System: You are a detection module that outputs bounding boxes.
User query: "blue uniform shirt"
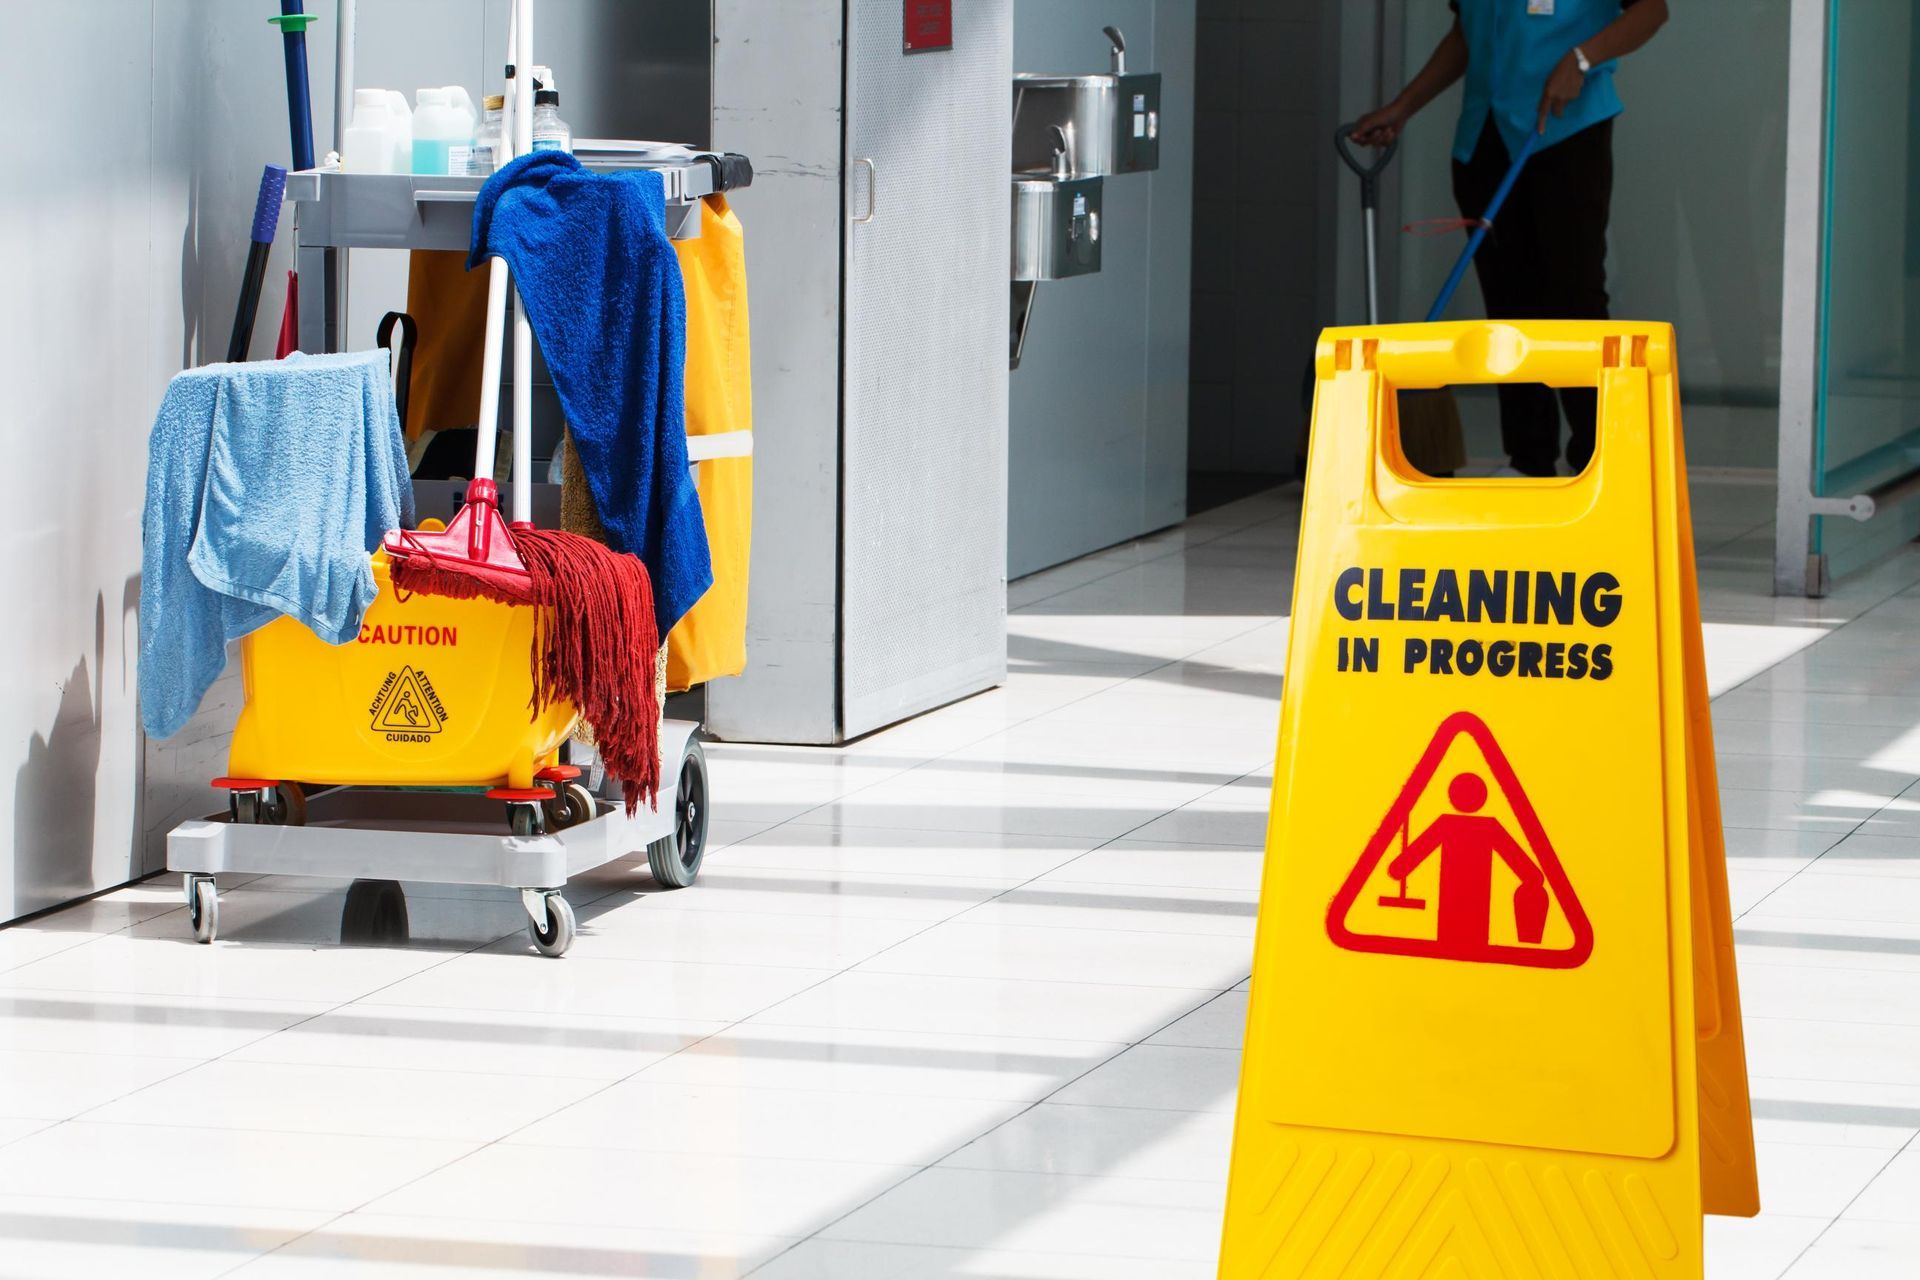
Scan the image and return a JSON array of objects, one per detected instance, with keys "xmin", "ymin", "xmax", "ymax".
[{"xmin": 1451, "ymin": 0, "xmax": 1631, "ymax": 162}]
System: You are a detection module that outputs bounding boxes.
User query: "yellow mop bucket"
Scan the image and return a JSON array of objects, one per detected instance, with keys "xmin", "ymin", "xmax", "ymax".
[{"xmin": 227, "ymin": 545, "xmax": 577, "ymax": 790}]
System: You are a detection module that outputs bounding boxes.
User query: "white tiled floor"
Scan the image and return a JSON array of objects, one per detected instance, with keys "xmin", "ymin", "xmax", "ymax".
[{"xmin": 3, "ymin": 477, "xmax": 1920, "ymax": 1276}]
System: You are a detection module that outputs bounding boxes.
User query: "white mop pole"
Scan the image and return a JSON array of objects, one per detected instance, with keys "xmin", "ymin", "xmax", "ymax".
[
  {"xmin": 509, "ymin": 0, "xmax": 535, "ymax": 524},
  {"xmin": 332, "ymin": 0, "xmax": 355, "ymax": 348},
  {"xmin": 468, "ymin": 0, "xmax": 522, "ymax": 490},
  {"xmin": 333, "ymin": 0, "xmax": 355, "ymax": 157},
  {"xmin": 499, "ymin": 2, "xmax": 517, "ymax": 154}
]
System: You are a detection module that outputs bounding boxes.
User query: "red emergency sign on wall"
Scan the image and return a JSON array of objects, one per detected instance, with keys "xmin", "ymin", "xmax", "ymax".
[{"xmin": 903, "ymin": 0, "xmax": 952, "ymax": 54}]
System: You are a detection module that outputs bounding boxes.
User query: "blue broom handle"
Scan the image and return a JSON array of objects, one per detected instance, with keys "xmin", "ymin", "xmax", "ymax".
[
  {"xmin": 274, "ymin": 1, "xmax": 317, "ymax": 172},
  {"xmin": 1425, "ymin": 128, "xmax": 1543, "ymax": 323}
]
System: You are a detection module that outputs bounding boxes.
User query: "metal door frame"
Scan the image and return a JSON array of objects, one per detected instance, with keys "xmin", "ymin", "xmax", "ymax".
[{"xmin": 1775, "ymin": 0, "xmax": 1831, "ymax": 596}]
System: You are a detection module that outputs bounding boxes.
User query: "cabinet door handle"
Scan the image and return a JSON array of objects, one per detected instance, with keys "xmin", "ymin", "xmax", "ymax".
[{"xmin": 854, "ymin": 157, "xmax": 877, "ymax": 225}]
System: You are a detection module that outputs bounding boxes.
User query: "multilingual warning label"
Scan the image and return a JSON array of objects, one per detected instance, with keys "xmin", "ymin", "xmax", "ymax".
[{"xmin": 368, "ymin": 666, "xmax": 448, "ymax": 742}]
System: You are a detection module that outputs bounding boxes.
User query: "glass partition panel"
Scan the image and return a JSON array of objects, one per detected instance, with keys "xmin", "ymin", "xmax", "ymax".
[{"xmin": 1814, "ymin": 0, "xmax": 1920, "ymax": 577}]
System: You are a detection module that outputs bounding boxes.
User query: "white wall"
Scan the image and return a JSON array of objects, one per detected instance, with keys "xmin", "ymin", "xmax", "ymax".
[{"xmin": 0, "ymin": 2, "xmax": 341, "ymax": 918}]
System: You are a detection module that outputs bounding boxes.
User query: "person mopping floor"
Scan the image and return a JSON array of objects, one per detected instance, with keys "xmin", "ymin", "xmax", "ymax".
[{"xmin": 1349, "ymin": 0, "xmax": 1668, "ymax": 478}]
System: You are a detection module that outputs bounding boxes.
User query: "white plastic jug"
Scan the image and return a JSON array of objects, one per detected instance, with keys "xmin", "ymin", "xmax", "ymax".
[
  {"xmin": 343, "ymin": 90, "xmax": 394, "ymax": 173},
  {"xmin": 413, "ymin": 86, "xmax": 478, "ymax": 176},
  {"xmin": 343, "ymin": 89, "xmax": 413, "ymax": 173},
  {"xmin": 383, "ymin": 89, "xmax": 414, "ymax": 173}
]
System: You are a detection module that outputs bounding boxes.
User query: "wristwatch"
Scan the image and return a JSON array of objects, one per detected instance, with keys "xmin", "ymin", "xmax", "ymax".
[{"xmin": 1572, "ymin": 46, "xmax": 1592, "ymax": 74}]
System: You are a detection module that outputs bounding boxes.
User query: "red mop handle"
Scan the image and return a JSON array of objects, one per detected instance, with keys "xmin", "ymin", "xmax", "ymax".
[{"xmin": 463, "ymin": 478, "xmax": 501, "ymax": 559}]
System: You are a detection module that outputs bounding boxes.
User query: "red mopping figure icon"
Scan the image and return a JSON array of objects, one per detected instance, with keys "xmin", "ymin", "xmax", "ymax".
[
  {"xmin": 1327, "ymin": 711, "xmax": 1591, "ymax": 968},
  {"xmin": 1382, "ymin": 771, "xmax": 1550, "ymax": 948}
]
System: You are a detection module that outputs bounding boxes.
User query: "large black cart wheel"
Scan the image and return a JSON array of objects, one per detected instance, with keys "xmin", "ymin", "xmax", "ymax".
[
  {"xmin": 646, "ymin": 740, "xmax": 709, "ymax": 889},
  {"xmin": 341, "ymin": 879, "xmax": 410, "ymax": 946}
]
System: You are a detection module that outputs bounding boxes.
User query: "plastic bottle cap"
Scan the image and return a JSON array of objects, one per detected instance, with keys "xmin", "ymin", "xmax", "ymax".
[
  {"xmin": 484, "ymin": 94, "xmax": 505, "ymax": 111},
  {"xmin": 417, "ymin": 87, "xmax": 449, "ymax": 107},
  {"xmin": 355, "ymin": 88, "xmax": 387, "ymax": 107},
  {"xmin": 535, "ymin": 90, "xmax": 559, "ymax": 106}
]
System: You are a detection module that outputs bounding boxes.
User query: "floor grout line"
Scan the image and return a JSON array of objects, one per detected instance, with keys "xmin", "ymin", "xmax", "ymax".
[
  {"xmin": 1725, "ymin": 585, "xmax": 1920, "ymax": 925},
  {"xmin": 1007, "ymin": 495, "xmax": 1296, "ymax": 613},
  {"xmin": 738, "ymin": 984, "xmax": 1248, "ymax": 1276},
  {"xmin": 1777, "ymin": 1125, "xmax": 1919, "ymax": 1277}
]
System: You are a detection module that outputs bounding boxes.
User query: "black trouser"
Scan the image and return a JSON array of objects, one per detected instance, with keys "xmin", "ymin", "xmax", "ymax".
[{"xmin": 1451, "ymin": 118, "xmax": 1613, "ymax": 476}]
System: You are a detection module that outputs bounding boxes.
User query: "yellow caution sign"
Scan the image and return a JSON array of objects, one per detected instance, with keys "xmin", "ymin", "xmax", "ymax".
[{"xmin": 1220, "ymin": 322, "xmax": 1757, "ymax": 1279}]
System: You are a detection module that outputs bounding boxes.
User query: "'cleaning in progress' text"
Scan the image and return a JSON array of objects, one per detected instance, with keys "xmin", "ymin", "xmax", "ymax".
[{"xmin": 1332, "ymin": 568, "xmax": 1620, "ymax": 681}]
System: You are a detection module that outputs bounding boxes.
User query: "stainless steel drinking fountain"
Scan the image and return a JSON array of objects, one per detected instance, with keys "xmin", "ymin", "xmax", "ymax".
[
  {"xmin": 1008, "ymin": 25, "xmax": 1161, "ymax": 370},
  {"xmin": 1012, "ymin": 26, "xmax": 1161, "ymax": 179}
]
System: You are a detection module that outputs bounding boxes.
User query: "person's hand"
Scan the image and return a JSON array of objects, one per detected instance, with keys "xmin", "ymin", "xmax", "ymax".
[
  {"xmin": 1349, "ymin": 102, "xmax": 1409, "ymax": 148},
  {"xmin": 1537, "ymin": 51, "xmax": 1585, "ymax": 133}
]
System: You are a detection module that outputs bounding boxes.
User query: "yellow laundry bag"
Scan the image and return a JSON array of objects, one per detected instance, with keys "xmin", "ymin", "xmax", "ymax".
[
  {"xmin": 666, "ymin": 195, "xmax": 753, "ymax": 691},
  {"xmin": 402, "ymin": 250, "xmax": 487, "ymax": 442}
]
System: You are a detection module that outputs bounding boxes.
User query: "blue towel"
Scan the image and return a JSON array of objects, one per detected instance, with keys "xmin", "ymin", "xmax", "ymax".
[
  {"xmin": 139, "ymin": 350, "xmax": 414, "ymax": 739},
  {"xmin": 470, "ymin": 151, "xmax": 711, "ymax": 634}
]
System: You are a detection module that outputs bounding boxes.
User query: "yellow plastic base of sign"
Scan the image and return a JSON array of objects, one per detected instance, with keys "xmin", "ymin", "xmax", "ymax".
[{"xmin": 1219, "ymin": 323, "xmax": 1757, "ymax": 1279}]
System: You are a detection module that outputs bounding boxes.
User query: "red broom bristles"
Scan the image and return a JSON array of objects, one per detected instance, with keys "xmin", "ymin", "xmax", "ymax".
[{"xmin": 391, "ymin": 527, "xmax": 661, "ymax": 811}]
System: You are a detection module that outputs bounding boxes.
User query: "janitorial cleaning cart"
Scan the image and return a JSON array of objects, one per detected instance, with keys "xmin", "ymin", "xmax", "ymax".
[{"xmin": 166, "ymin": 0, "xmax": 752, "ymax": 957}]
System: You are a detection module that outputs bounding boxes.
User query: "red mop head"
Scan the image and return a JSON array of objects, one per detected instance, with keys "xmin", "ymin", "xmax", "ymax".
[
  {"xmin": 385, "ymin": 479, "xmax": 536, "ymax": 605},
  {"xmin": 511, "ymin": 526, "xmax": 662, "ymax": 812},
  {"xmin": 382, "ymin": 485, "xmax": 663, "ymax": 810}
]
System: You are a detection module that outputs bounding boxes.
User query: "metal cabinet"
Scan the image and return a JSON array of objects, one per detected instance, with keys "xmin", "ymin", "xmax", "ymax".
[
  {"xmin": 840, "ymin": 0, "xmax": 1012, "ymax": 739},
  {"xmin": 708, "ymin": 0, "xmax": 1012, "ymax": 743}
]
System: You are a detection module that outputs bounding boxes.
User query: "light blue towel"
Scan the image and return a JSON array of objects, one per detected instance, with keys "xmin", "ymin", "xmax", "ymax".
[{"xmin": 140, "ymin": 350, "xmax": 414, "ymax": 739}]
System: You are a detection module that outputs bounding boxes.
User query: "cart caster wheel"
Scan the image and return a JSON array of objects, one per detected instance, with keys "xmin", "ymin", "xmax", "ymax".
[
  {"xmin": 266, "ymin": 782, "xmax": 307, "ymax": 826},
  {"xmin": 508, "ymin": 803, "xmax": 544, "ymax": 838},
  {"xmin": 231, "ymin": 783, "xmax": 305, "ymax": 826},
  {"xmin": 341, "ymin": 879, "xmax": 410, "ymax": 946},
  {"xmin": 525, "ymin": 891, "xmax": 574, "ymax": 957},
  {"xmin": 646, "ymin": 740, "xmax": 708, "ymax": 889},
  {"xmin": 543, "ymin": 782, "xmax": 596, "ymax": 832},
  {"xmin": 186, "ymin": 876, "xmax": 218, "ymax": 944}
]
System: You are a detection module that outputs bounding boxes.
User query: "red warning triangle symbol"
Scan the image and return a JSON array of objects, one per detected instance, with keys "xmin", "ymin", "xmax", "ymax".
[{"xmin": 1327, "ymin": 711, "xmax": 1593, "ymax": 969}]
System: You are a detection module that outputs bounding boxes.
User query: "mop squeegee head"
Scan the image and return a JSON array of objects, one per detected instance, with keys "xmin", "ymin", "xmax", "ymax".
[{"xmin": 384, "ymin": 479, "xmax": 536, "ymax": 604}]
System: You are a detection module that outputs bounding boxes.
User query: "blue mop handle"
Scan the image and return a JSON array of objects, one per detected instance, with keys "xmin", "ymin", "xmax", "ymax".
[
  {"xmin": 227, "ymin": 165, "xmax": 289, "ymax": 362},
  {"xmin": 1424, "ymin": 129, "xmax": 1543, "ymax": 323},
  {"xmin": 250, "ymin": 164, "xmax": 289, "ymax": 245},
  {"xmin": 270, "ymin": 1, "xmax": 317, "ymax": 172}
]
